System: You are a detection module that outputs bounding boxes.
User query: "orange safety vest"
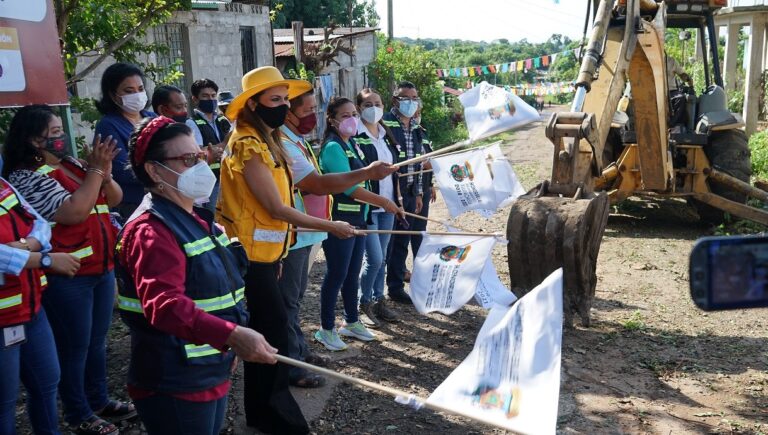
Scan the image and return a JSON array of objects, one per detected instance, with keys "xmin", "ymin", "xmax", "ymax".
[
  {"xmin": 0, "ymin": 179, "xmax": 47, "ymax": 326},
  {"xmin": 36, "ymin": 160, "xmax": 117, "ymax": 276},
  {"xmin": 216, "ymin": 123, "xmax": 295, "ymax": 263}
]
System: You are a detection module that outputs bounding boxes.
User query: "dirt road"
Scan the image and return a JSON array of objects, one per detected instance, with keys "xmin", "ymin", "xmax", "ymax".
[
  {"xmin": 288, "ymin": 108, "xmax": 768, "ymax": 434},
  {"xmin": 19, "ymin": 107, "xmax": 766, "ymax": 434}
]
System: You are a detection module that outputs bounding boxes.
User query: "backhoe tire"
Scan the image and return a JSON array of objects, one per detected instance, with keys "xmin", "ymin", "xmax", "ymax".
[{"xmin": 694, "ymin": 129, "xmax": 752, "ymax": 224}]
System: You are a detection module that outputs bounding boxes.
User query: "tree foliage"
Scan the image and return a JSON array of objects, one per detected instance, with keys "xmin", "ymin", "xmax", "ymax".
[
  {"xmin": 368, "ymin": 35, "xmax": 466, "ymax": 147},
  {"xmin": 271, "ymin": 0, "xmax": 378, "ymax": 28},
  {"xmin": 55, "ymin": 0, "xmax": 192, "ymax": 85}
]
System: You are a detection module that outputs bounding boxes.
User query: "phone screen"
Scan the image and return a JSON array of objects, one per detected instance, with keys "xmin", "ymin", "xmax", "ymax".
[{"xmin": 690, "ymin": 235, "xmax": 768, "ymax": 310}]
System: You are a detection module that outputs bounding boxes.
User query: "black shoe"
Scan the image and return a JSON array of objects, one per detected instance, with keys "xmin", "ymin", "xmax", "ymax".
[{"xmin": 388, "ymin": 289, "xmax": 412, "ymax": 304}]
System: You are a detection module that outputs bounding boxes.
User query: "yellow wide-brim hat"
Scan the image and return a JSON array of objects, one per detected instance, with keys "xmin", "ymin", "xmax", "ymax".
[{"xmin": 225, "ymin": 66, "xmax": 312, "ymax": 121}]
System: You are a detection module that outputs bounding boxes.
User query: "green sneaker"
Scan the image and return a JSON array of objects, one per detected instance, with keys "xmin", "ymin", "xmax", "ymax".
[
  {"xmin": 314, "ymin": 328, "xmax": 348, "ymax": 351},
  {"xmin": 339, "ymin": 321, "xmax": 376, "ymax": 342}
]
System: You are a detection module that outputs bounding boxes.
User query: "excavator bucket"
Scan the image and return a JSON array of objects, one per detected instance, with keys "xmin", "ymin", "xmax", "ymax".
[{"xmin": 506, "ymin": 192, "xmax": 610, "ymax": 327}]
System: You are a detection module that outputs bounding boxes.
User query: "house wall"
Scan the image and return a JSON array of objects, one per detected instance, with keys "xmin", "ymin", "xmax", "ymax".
[{"xmin": 72, "ymin": 3, "xmax": 273, "ymax": 141}]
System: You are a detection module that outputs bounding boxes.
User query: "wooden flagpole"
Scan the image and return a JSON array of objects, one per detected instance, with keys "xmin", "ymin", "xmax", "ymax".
[
  {"xmin": 397, "ymin": 168, "xmax": 433, "ymax": 177},
  {"xmin": 393, "ymin": 140, "xmax": 470, "ymax": 168},
  {"xmin": 353, "ymin": 198, "xmax": 473, "ymax": 232},
  {"xmin": 290, "ymin": 228, "xmax": 502, "ymax": 237},
  {"xmin": 274, "ymin": 354, "xmax": 524, "ymax": 434}
]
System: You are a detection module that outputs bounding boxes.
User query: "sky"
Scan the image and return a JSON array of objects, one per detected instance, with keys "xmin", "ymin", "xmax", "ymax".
[{"xmin": 374, "ymin": 0, "xmax": 588, "ymax": 43}]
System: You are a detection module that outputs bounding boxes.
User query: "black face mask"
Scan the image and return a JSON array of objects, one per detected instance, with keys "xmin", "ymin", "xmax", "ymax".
[
  {"xmin": 44, "ymin": 134, "xmax": 69, "ymax": 159},
  {"xmin": 254, "ymin": 104, "xmax": 288, "ymax": 129}
]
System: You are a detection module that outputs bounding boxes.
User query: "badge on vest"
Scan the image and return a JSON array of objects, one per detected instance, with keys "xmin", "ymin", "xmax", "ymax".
[{"xmin": 2, "ymin": 324, "xmax": 26, "ymax": 348}]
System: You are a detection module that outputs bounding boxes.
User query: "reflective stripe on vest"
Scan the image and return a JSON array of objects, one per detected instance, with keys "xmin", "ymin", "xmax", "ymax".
[
  {"xmin": 398, "ymin": 151, "xmax": 406, "ymax": 158},
  {"xmin": 183, "ymin": 233, "xmax": 231, "ymax": 257},
  {"xmin": 184, "ymin": 344, "xmax": 221, "ymax": 358},
  {"xmin": 253, "ymin": 229, "xmax": 285, "ymax": 243},
  {"xmin": 0, "ymin": 293, "xmax": 22, "ymax": 310},
  {"xmin": 91, "ymin": 204, "xmax": 110, "ymax": 215},
  {"xmin": 40, "ymin": 275, "xmax": 47, "ymax": 287},
  {"xmin": 36, "ymin": 165, "xmax": 55, "ymax": 175},
  {"xmin": 117, "ymin": 295, "xmax": 143, "ymax": 314},
  {"xmin": 70, "ymin": 246, "xmax": 94, "ymax": 259},
  {"xmin": 0, "ymin": 193, "xmax": 20, "ymax": 216},
  {"xmin": 382, "ymin": 120, "xmax": 400, "ymax": 128},
  {"xmin": 337, "ymin": 203, "xmax": 361, "ymax": 212},
  {"xmin": 209, "ymin": 163, "xmax": 221, "ymax": 170},
  {"xmin": 118, "ymin": 286, "xmax": 244, "ymax": 315},
  {"xmin": 194, "ymin": 119, "xmax": 207, "ymax": 126}
]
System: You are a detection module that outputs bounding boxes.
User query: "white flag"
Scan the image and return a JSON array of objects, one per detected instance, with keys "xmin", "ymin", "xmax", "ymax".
[
  {"xmin": 431, "ymin": 148, "xmax": 497, "ymax": 218},
  {"xmin": 485, "ymin": 143, "xmax": 526, "ymax": 208},
  {"xmin": 427, "ymin": 269, "xmax": 564, "ymax": 434},
  {"xmin": 474, "ymin": 259, "xmax": 518, "ymax": 309},
  {"xmin": 410, "ymin": 234, "xmax": 496, "ymax": 315},
  {"xmin": 459, "ymin": 81, "xmax": 540, "ymax": 141}
]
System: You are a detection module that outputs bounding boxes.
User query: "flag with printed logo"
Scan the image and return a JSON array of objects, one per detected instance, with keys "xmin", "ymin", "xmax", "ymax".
[
  {"xmin": 460, "ymin": 81, "xmax": 540, "ymax": 141},
  {"xmin": 410, "ymin": 234, "xmax": 497, "ymax": 315},
  {"xmin": 431, "ymin": 148, "xmax": 496, "ymax": 218},
  {"xmin": 426, "ymin": 269, "xmax": 563, "ymax": 434}
]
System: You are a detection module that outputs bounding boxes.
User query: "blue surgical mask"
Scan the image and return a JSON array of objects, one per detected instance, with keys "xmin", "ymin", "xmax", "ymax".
[
  {"xmin": 398, "ymin": 100, "xmax": 419, "ymax": 118},
  {"xmin": 198, "ymin": 99, "xmax": 218, "ymax": 114}
]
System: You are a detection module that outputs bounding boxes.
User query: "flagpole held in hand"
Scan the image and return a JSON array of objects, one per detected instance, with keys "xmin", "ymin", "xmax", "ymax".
[
  {"xmin": 291, "ymin": 228, "xmax": 503, "ymax": 237},
  {"xmin": 393, "ymin": 139, "xmax": 471, "ymax": 168},
  {"xmin": 273, "ymin": 354, "xmax": 527, "ymax": 434},
  {"xmin": 353, "ymin": 198, "xmax": 474, "ymax": 232}
]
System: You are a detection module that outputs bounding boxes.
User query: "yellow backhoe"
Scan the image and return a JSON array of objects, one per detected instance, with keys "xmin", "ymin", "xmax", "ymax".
[{"xmin": 506, "ymin": 0, "xmax": 768, "ymax": 326}]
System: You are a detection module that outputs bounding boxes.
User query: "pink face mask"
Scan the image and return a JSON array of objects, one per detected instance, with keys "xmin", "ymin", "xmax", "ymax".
[{"xmin": 337, "ymin": 116, "xmax": 358, "ymax": 137}]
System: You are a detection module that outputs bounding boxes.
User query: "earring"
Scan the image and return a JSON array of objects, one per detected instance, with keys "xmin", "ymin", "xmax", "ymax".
[
  {"xmin": 34, "ymin": 154, "xmax": 43, "ymax": 163},
  {"xmin": 157, "ymin": 183, "xmax": 164, "ymax": 191}
]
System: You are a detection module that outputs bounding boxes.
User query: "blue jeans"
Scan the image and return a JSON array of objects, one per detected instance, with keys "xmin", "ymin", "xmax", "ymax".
[
  {"xmin": 360, "ymin": 212, "xmax": 395, "ymax": 304},
  {"xmin": 134, "ymin": 394, "xmax": 227, "ymax": 435},
  {"xmin": 0, "ymin": 308, "xmax": 61, "ymax": 435},
  {"xmin": 43, "ymin": 271, "xmax": 116, "ymax": 425},
  {"xmin": 320, "ymin": 235, "xmax": 366, "ymax": 330}
]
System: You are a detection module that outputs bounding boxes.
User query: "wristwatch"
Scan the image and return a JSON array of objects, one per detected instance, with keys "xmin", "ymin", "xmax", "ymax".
[
  {"xmin": 18, "ymin": 238, "xmax": 29, "ymax": 251},
  {"xmin": 40, "ymin": 253, "xmax": 52, "ymax": 269}
]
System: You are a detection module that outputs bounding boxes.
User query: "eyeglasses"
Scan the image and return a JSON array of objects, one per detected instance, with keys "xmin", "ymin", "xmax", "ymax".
[
  {"xmin": 395, "ymin": 97, "xmax": 421, "ymax": 102},
  {"xmin": 164, "ymin": 152, "xmax": 207, "ymax": 168}
]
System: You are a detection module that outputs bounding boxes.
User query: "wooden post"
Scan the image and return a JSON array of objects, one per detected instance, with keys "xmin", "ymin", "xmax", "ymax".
[
  {"xmin": 744, "ymin": 15, "xmax": 766, "ymax": 136},
  {"xmin": 723, "ymin": 21, "xmax": 740, "ymax": 94},
  {"xmin": 292, "ymin": 21, "xmax": 304, "ymax": 65}
]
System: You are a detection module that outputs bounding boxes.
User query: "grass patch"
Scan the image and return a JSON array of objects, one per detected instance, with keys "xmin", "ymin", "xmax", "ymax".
[{"xmin": 622, "ymin": 310, "xmax": 645, "ymax": 331}]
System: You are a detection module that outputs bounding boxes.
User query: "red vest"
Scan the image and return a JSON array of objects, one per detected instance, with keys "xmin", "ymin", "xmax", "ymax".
[
  {"xmin": 36, "ymin": 160, "xmax": 118, "ymax": 276},
  {"xmin": 0, "ymin": 179, "xmax": 47, "ymax": 327}
]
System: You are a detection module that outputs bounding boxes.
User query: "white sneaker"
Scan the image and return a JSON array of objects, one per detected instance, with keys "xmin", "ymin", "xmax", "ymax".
[
  {"xmin": 339, "ymin": 321, "xmax": 376, "ymax": 342},
  {"xmin": 314, "ymin": 328, "xmax": 348, "ymax": 351}
]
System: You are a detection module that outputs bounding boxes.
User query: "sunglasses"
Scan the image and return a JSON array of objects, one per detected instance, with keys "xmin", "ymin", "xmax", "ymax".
[{"xmin": 164, "ymin": 151, "xmax": 208, "ymax": 168}]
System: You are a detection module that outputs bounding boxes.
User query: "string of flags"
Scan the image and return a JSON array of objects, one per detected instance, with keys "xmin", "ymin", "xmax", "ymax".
[
  {"xmin": 505, "ymin": 81, "xmax": 576, "ymax": 96},
  {"xmin": 435, "ymin": 49, "xmax": 577, "ymax": 78}
]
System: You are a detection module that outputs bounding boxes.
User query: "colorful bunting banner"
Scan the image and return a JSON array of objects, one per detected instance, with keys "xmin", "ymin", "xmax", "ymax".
[{"xmin": 434, "ymin": 49, "xmax": 573, "ymax": 78}]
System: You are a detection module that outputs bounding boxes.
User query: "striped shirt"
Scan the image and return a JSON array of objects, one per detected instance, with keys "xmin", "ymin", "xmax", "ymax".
[
  {"xmin": 0, "ymin": 179, "xmax": 52, "ymax": 276},
  {"xmin": 8, "ymin": 168, "xmax": 73, "ymax": 221}
]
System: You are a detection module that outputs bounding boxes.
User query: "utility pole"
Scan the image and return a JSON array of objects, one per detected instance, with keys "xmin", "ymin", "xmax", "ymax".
[{"xmin": 387, "ymin": 0, "xmax": 393, "ymax": 42}]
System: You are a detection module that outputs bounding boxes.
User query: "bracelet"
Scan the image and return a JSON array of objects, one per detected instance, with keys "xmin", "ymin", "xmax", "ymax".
[{"xmin": 87, "ymin": 167, "xmax": 106, "ymax": 179}]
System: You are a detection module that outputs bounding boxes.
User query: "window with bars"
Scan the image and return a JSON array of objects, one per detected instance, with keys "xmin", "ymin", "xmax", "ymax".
[
  {"xmin": 240, "ymin": 26, "xmax": 257, "ymax": 73},
  {"xmin": 153, "ymin": 23, "xmax": 189, "ymax": 90}
]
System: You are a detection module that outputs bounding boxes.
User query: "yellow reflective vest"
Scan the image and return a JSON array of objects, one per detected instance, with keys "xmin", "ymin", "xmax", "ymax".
[{"xmin": 216, "ymin": 123, "xmax": 295, "ymax": 263}]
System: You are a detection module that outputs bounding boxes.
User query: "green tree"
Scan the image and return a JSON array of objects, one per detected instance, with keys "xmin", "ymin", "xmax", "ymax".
[
  {"xmin": 55, "ymin": 0, "xmax": 192, "ymax": 85},
  {"xmin": 271, "ymin": 0, "xmax": 378, "ymax": 28},
  {"xmin": 368, "ymin": 35, "xmax": 465, "ymax": 146}
]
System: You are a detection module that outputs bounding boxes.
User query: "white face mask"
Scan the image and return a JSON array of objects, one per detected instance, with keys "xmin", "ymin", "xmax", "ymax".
[
  {"xmin": 361, "ymin": 106, "xmax": 384, "ymax": 124},
  {"xmin": 120, "ymin": 92, "xmax": 148, "ymax": 113},
  {"xmin": 156, "ymin": 161, "xmax": 216, "ymax": 201}
]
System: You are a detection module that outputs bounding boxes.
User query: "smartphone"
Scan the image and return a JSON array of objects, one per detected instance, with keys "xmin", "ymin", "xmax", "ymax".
[{"xmin": 689, "ymin": 235, "xmax": 768, "ymax": 311}]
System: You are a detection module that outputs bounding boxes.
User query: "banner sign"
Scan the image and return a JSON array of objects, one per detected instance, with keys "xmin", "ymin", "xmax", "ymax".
[
  {"xmin": 0, "ymin": 0, "xmax": 68, "ymax": 107},
  {"xmin": 410, "ymin": 234, "xmax": 497, "ymax": 315},
  {"xmin": 427, "ymin": 269, "xmax": 564, "ymax": 434}
]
